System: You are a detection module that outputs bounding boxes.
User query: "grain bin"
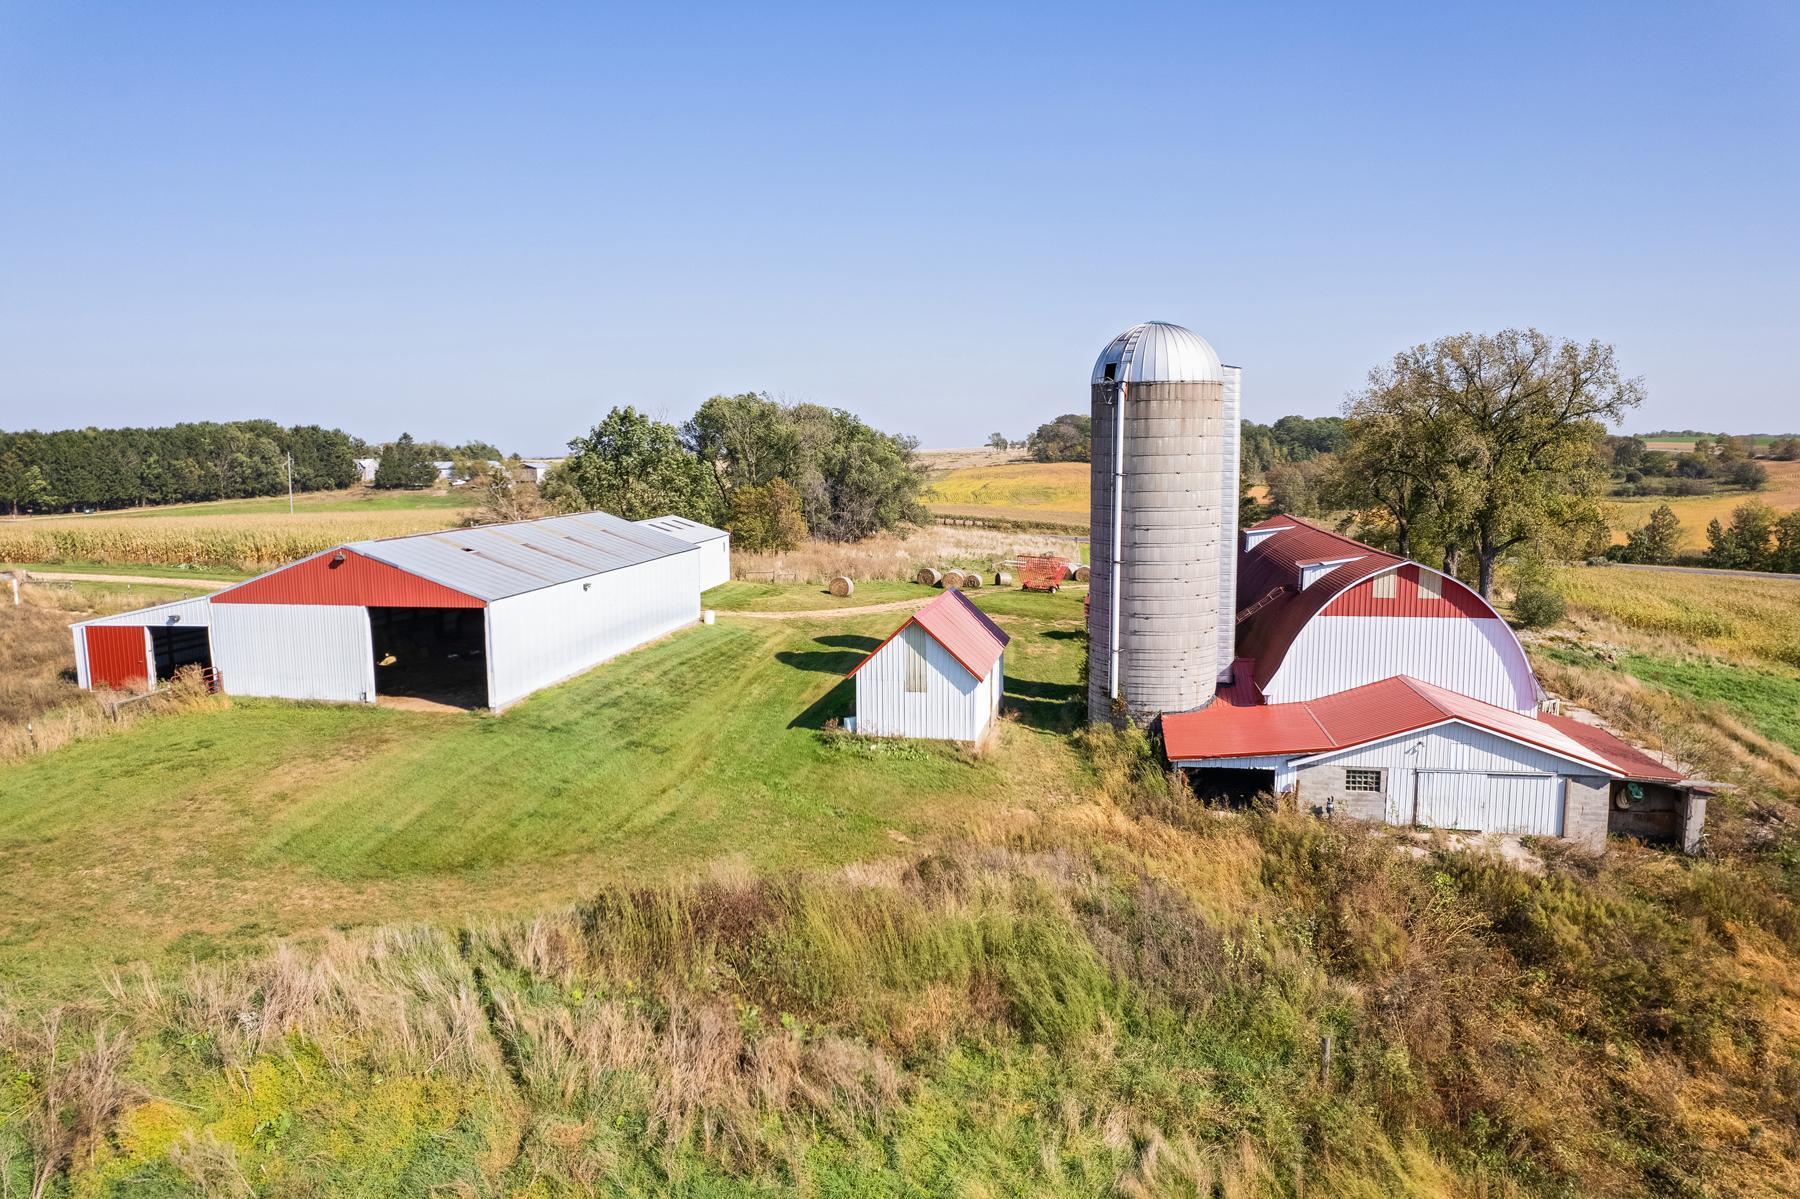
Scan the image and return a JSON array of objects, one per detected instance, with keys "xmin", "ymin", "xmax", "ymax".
[{"xmin": 1087, "ymin": 321, "xmax": 1238, "ymax": 722}]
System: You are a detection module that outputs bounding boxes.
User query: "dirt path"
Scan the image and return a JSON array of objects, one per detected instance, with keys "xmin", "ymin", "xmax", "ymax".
[
  {"xmin": 22, "ymin": 569, "xmax": 238, "ymax": 588},
  {"xmin": 717, "ymin": 597, "xmax": 936, "ymax": 620}
]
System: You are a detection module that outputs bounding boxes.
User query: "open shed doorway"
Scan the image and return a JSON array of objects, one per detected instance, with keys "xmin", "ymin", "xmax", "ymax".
[
  {"xmin": 370, "ymin": 607, "xmax": 488, "ymax": 709},
  {"xmin": 1184, "ymin": 766, "xmax": 1278, "ymax": 806},
  {"xmin": 149, "ymin": 625, "xmax": 212, "ymax": 683}
]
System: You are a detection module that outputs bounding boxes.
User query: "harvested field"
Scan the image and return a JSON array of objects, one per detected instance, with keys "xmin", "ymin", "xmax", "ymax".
[
  {"xmin": 1607, "ymin": 458, "xmax": 1800, "ymax": 550},
  {"xmin": 733, "ymin": 525, "xmax": 1084, "ymax": 585}
]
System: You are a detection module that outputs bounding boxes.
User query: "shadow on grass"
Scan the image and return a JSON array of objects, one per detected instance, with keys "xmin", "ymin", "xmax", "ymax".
[
  {"xmin": 1043, "ymin": 629, "xmax": 1085, "ymax": 641},
  {"xmin": 780, "ymin": 636, "xmax": 878, "ymax": 730},
  {"xmin": 814, "ymin": 634, "xmax": 882, "ymax": 652},
  {"xmin": 1004, "ymin": 675, "xmax": 1084, "ymax": 732},
  {"xmin": 790, "ymin": 678, "xmax": 856, "ymax": 730}
]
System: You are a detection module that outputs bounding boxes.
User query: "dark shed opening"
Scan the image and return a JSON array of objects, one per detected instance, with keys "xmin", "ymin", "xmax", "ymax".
[{"xmin": 369, "ymin": 607, "xmax": 488, "ymax": 708}]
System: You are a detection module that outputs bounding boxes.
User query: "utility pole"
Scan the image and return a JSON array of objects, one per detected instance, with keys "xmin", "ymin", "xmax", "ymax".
[{"xmin": 286, "ymin": 452, "xmax": 294, "ymax": 514}]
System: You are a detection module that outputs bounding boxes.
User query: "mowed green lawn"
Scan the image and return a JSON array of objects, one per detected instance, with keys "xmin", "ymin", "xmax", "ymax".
[{"xmin": 0, "ymin": 588, "xmax": 1087, "ymax": 996}]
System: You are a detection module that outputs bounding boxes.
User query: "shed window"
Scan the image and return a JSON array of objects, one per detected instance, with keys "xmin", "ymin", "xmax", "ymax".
[
  {"xmin": 1344, "ymin": 768, "xmax": 1383, "ymax": 792},
  {"xmin": 903, "ymin": 627, "xmax": 928, "ymax": 693},
  {"xmin": 1372, "ymin": 572, "xmax": 1396, "ymax": 599},
  {"xmin": 1416, "ymin": 571, "xmax": 1442, "ymax": 600}
]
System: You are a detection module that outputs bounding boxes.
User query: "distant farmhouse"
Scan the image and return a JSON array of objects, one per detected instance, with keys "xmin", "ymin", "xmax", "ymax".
[
  {"xmin": 1088, "ymin": 322, "xmax": 1706, "ymax": 852},
  {"xmin": 71, "ymin": 511, "xmax": 730, "ymax": 711}
]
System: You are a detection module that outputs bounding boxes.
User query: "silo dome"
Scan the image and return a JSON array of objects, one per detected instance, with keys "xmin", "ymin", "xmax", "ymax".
[{"xmin": 1091, "ymin": 321, "xmax": 1224, "ymax": 385}]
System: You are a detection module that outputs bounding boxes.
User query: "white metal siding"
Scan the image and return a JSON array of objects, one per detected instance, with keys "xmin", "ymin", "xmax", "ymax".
[
  {"xmin": 210, "ymin": 604, "xmax": 374, "ymax": 703},
  {"xmin": 1266, "ymin": 615, "xmax": 1537, "ymax": 711},
  {"xmin": 1304, "ymin": 722, "xmax": 1600, "ymax": 836},
  {"xmin": 854, "ymin": 623, "xmax": 998, "ymax": 742},
  {"xmin": 1218, "ymin": 365, "xmax": 1241, "ymax": 677},
  {"xmin": 484, "ymin": 548, "xmax": 700, "ymax": 709},
  {"xmin": 1416, "ymin": 771, "xmax": 1561, "ymax": 836},
  {"xmin": 77, "ymin": 596, "xmax": 214, "ymax": 629},
  {"xmin": 696, "ymin": 536, "xmax": 730, "ymax": 591}
]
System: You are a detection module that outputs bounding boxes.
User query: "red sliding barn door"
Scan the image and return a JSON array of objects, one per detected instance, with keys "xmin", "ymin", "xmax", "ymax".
[{"xmin": 86, "ymin": 626, "xmax": 149, "ymax": 689}]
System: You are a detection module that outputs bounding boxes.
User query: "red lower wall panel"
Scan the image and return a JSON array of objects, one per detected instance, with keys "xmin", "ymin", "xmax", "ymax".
[{"xmin": 86, "ymin": 625, "xmax": 149, "ymax": 689}]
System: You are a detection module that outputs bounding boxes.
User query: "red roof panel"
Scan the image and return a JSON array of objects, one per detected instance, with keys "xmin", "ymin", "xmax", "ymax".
[
  {"xmin": 1540, "ymin": 711, "xmax": 1683, "ymax": 783},
  {"xmin": 847, "ymin": 589, "xmax": 1009, "ymax": 681},
  {"xmin": 1164, "ymin": 674, "xmax": 1651, "ymax": 778},
  {"xmin": 213, "ymin": 547, "xmax": 484, "ymax": 608}
]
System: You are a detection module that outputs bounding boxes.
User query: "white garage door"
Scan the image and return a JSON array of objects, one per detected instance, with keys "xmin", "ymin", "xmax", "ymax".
[{"xmin": 1415, "ymin": 771, "xmax": 1562, "ymax": 837}]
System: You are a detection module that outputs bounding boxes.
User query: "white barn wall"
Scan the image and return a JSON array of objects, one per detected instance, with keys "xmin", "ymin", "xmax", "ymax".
[
  {"xmin": 1299, "ymin": 722, "xmax": 1613, "ymax": 836},
  {"xmin": 854, "ymin": 623, "xmax": 1000, "ymax": 742},
  {"xmin": 1266, "ymin": 615, "xmax": 1537, "ymax": 711},
  {"xmin": 695, "ymin": 536, "xmax": 730, "ymax": 591},
  {"xmin": 485, "ymin": 549, "xmax": 699, "ymax": 709},
  {"xmin": 210, "ymin": 604, "xmax": 374, "ymax": 702}
]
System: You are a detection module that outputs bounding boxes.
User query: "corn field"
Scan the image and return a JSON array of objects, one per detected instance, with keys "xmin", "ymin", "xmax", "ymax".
[{"xmin": 0, "ymin": 510, "xmax": 465, "ymax": 571}]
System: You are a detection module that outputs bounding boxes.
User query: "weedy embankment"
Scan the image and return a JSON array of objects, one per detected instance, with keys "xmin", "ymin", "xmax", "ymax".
[{"xmin": 3, "ymin": 725, "xmax": 1796, "ymax": 1196}]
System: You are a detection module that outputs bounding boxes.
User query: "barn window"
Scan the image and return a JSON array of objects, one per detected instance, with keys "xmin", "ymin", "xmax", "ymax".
[
  {"xmin": 1416, "ymin": 571, "xmax": 1442, "ymax": 600},
  {"xmin": 904, "ymin": 627, "xmax": 928, "ymax": 693},
  {"xmin": 1345, "ymin": 768, "xmax": 1383, "ymax": 792},
  {"xmin": 1372, "ymin": 572, "xmax": 1396, "ymax": 599}
]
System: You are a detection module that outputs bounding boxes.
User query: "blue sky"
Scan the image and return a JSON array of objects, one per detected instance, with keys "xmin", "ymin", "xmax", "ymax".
[{"xmin": 2, "ymin": 1, "xmax": 1795, "ymax": 451}]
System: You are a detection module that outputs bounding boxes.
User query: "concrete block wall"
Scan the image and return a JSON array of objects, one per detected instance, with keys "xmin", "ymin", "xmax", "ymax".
[
  {"xmin": 1562, "ymin": 777, "xmax": 1610, "ymax": 854},
  {"xmin": 1295, "ymin": 763, "xmax": 1386, "ymax": 822}
]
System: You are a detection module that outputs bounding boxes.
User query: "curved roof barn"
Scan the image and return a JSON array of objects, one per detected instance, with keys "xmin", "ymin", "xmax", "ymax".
[{"xmin": 1233, "ymin": 515, "xmax": 1540, "ymax": 712}]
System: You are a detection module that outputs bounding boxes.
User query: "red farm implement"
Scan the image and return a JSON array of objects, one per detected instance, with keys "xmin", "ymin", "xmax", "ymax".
[{"xmin": 1018, "ymin": 556, "xmax": 1070, "ymax": 592}]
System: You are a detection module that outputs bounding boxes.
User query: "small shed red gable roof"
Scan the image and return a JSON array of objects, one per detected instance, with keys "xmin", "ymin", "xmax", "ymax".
[
  {"xmin": 848, "ymin": 589, "xmax": 1009, "ymax": 681},
  {"xmin": 1164, "ymin": 674, "xmax": 1670, "ymax": 780}
]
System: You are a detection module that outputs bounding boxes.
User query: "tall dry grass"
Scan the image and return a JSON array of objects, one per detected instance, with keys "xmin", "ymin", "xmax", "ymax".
[
  {"xmin": 0, "ymin": 581, "xmax": 223, "ymax": 760},
  {"xmin": 733, "ymin": 525, "xmax": 1082, "ymax": 584}
]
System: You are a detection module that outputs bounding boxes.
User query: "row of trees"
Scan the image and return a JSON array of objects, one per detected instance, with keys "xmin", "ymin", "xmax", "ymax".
[
  {"xmin": 0, "ymin": 422, "xmax": 363, "ymax": 514},
  {"xmin": 1703, "ymin": 502, "xmax": 1800, "ymax": 573},
  {"xmin": 1603, "ymin": 432, "xmax": 1774, "ymax": 497},
  {"xmin": 541, "ymin": 394, "xmax": 927, "ymax": 551}
]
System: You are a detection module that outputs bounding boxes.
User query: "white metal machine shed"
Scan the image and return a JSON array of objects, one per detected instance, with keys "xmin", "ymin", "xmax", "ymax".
[
  {"xmin": 78, "ymin": 510, "xmax": 707, "ymax": 711},
  {"xmin": 635, "ymin": 515, "xmax": 731, "ymax": 591}
]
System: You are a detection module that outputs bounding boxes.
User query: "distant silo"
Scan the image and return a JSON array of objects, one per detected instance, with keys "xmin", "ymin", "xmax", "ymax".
[{"xmin": 1087, "ymin": 321, "xmax": 1238, "ymax": 723}]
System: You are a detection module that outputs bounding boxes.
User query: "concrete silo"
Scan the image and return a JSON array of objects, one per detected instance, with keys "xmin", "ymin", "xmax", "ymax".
[{"xmin": 1087, "ymin": 321, "xmax": 1240, "ymax": 723}]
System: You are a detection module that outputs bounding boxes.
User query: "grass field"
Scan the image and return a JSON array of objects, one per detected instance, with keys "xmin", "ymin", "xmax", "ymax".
[
  {"xmin": 1607, "ymin": 457, "xmax": 1800, "ymax": 549},
  {"xmin": 0, "ymin": 586, "xmax": 1088, "ymax": 994},
  {"xmin": 925, "ymin": 461, "xmax": 1091, "ymax": 527},
  {"xmin": 1554, "ymin": 563, "xmax": 1800, "ymax": 667}
]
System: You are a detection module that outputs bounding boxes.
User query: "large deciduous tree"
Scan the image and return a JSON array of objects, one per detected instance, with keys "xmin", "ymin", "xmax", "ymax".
[
  {"xmin": 549, "ymin": 407, "xmax": 720, "ymax": 523},
  {"xmin": 682, "ymin": 392, "xmax": 926, "ymax": 542},
  {"xmin": 1336, "ymin": 330, "xmax": 1642, "ymax": 596},
  {"xmin": 1026, "ymin": 414, "xmax": 1091, "ymax": 463}
]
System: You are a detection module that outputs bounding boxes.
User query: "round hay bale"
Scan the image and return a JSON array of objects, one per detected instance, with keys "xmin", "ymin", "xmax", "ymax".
[
  {"xmin": 828, "ymin": 575, "xmax": 854, "ymax": 598},
  {"xmin": 961, "ymin": 571, "xmax": 982, "ymax": 589},
  {"xmin": 942, "ymin": 569, "xmax": 966, "ymax": 590},
  {"xmin": 1073, "ymin": 566, "xmax": 1092, "ymax": 583},
  {"xmin": 995, "ymin": 571, "xmax": 1013, "ymax": 586},
  {"xmin": 915, "ymin": 567, "xmax": 942, "ymax": 587}
]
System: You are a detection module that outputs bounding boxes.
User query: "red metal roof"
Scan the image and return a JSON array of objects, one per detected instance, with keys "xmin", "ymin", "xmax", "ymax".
[
  {"xmin": 1164, "ymin": 674, "xmax": 1660, "ymax": 778},
  {"xmin": 1540, "ymin": 712, "xmax": 1684, "ymax": 783},
  {"xmin": 1235, "ymin": 516, "xmax": 1510, "ymax": 686},
  {"xmin": 848, "ymin": 589, "xmax": 1009, "ymax": 681},
  {"xmin": 212, "ymin": 547, "xmax": 485, "ymax": 608}
]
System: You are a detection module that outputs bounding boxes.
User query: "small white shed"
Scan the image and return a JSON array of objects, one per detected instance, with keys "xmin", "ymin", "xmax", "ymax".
[
  {"xmin": 636, "ymin": 515, "xmax": 731, "ymax": 591},
  {"xmin": 850, "ymin": 590, "xmax": 1007, "ymax": 742}
]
